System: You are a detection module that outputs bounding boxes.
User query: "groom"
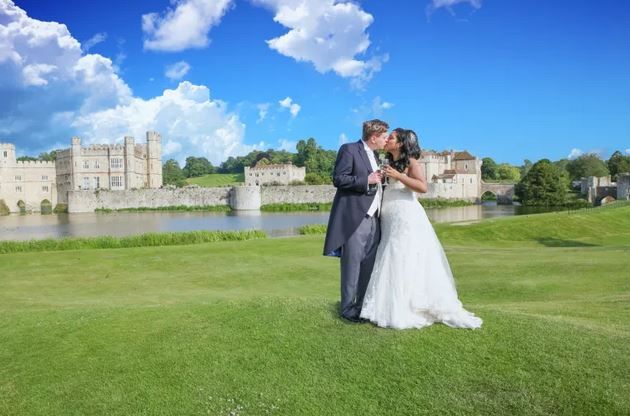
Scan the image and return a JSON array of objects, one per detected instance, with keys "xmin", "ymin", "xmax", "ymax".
[{"xmin": 323, "ymin": 119, "xmax": 389, "ymax": 322}]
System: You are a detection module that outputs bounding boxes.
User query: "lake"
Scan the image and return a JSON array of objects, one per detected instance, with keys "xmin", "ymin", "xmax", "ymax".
[{"xmin": 0, "ymin": 204, "xmax": 559, "ymax": 241}]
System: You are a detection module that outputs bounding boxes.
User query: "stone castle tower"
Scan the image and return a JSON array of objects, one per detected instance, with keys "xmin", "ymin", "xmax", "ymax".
[{"xmin": 146, "ymin": 131, "xmax": 162, "ymax": 189}]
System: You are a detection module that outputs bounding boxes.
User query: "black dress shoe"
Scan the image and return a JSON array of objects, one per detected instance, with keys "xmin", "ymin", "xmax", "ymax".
[{"xmin": 340, "ymin": 315, "xmax": 361, "ymax": 323}]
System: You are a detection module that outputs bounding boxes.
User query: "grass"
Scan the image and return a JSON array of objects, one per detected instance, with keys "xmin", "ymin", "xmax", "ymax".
[
  {"xmin": 1, "ymin": 206, "xmax": 629, "ymax": 414},
  {"xmin": 0, "ymin": 230, "xmax": 266, "ymax": 254},
  {"xmin": 95, "ymin": 204, "xmax": 232, "ymax": 213},
  {"xmin": 419, "ymin": 198, "xmax": 475, "ymax": 208},
  {"xmin": 298, "ymin": 224, "xmax": 328, "ymax": 235},
  {"xmin": 186, "ymin": 173, "xmax": 245, "ymax": 187},
  {"xmin": 261, "ymin": 202, "xmax": 332, "ymax": 212}
]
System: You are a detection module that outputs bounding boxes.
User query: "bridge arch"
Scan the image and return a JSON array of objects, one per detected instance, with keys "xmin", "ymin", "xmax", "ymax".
[
  {"xmin": 41, "ymin": 199, "xmax": 52, "ymax": 215},
  {"xmin": 480, "ymin": 182, "xmax": 515, "ymax": 204},
  {"xmin": 481, "ymin": 190, "xmax": 497, "ymax": 201}
]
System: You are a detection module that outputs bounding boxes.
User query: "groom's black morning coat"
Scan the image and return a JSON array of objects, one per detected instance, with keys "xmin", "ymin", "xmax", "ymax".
[{"xmin": 323, "ymin": 140, "xmax": 380, "ymax": 257}]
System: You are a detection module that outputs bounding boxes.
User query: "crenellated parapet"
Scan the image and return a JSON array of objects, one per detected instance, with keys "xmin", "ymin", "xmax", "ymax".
[{"xmin": 15, "ymin": 160, "xmax": 56, "ymax": 168}]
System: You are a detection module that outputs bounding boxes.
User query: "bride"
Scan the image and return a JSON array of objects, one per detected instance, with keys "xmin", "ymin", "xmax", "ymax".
[{"xmin": 360, "ymin": 128, "xmax": 482, "ymax": 330}]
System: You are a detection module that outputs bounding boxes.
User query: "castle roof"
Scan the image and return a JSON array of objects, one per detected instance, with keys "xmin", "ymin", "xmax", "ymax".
[{"xmin": 453, "ymin": 151, "xmax": 476, "ymax": 160}]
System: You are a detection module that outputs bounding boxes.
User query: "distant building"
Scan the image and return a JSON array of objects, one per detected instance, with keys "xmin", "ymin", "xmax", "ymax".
[
  {"xmin": 244, "ymin": 163, "xmax": 306, "ymax": 186},
  {"xmin": 419, "ymin": 150, "xmax": 483, "ymax": 200},
  {"xmin": 0, "ymin": 131, "xmax": 162, "ymax": 213}
]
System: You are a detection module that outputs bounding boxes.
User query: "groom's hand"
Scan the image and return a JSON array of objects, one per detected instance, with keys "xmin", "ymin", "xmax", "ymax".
[{"xmin": 368, "ymin": 172, "xmax": 383, "ymax": 185}]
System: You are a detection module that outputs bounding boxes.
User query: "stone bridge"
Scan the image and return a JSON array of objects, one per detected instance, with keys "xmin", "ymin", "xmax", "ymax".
[
  {"xmin": 595, "ymin": 186, "xmax": 617, "ymax": 205},
  {"xmin": 480, "ymin": 182, "xmax": 516, "ymax": 204}
]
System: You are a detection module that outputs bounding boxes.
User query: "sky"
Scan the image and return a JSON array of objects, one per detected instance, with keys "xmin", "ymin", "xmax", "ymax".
[{"xmin": 1, "ymin": 0, "xmax": 629, "ymax": 166}]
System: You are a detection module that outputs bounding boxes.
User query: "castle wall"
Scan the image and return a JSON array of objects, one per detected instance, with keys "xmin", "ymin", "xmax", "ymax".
[
  {"xmin": 260, "ymin": 185, "xmax": 336, "ymax": 205},
  {"xmin": 617, "ymin": 174, "xmax": 630, "ymax": 201},
  {"xmin": 67, "ymin": 187, "xmax": 232, "ymax": 213}
]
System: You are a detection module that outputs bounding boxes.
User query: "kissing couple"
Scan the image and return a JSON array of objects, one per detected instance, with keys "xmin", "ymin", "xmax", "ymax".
[{"xmin": 323, "ymin": 119, "xmax": 482, "ymax": 330}]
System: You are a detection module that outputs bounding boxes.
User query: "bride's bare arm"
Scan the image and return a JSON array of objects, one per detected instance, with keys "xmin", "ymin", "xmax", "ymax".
[{"xmin": 382, "ymin": 158, "xmax": 428, "ymax": 193}]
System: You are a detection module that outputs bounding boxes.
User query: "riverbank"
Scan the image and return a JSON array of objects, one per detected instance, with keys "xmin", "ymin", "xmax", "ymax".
[{"xmin": 1, "ymin": 205, "xmax": 628, "ymax": 414}]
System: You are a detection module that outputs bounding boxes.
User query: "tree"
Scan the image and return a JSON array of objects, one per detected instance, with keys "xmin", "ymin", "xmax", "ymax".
[
  {"xmin": 496, "ymin": 164, "xmax": 521, "ymax": 182},
  {"xmin": 295, "ymin": 138, "xmax": 336, "ymax": 183},
  {"xmin": 519, "ymin": 159, "xmax": 533, "ymax": 177},
  {"xmin": 38, "ymin": 151, "xmax": 57, "ymax": 161},
  {"xmin": 566, "ymin": 154, "xmax": 609, "ymax": 181},
  {"xmin": 162, "ymin": 159, "xmax": 187, "ymax": 187},
  {"xmin": 553, "ymin": 158, "xmax": 573, "ymax": 188},
  {"xmin": 481, "ymin": 157, "xmax": 498, "ymax": 181},
  {"xmin": 515, "ymin": 159, "xmax": 568, "ymax": 206},
  {"xmin": 16, "ymin": 151, "xmax": 57, "ymax": 162},
  {"xmin": 16, "ymin": 156, "xmax": 37, "ymax": 161},
  {"xmin": 607, "ymin": 151, "xmax": 630, "ymax": 180},
  {"xmin": 182, "ymin": 156, "xmax": 214, "ymax": 178}
]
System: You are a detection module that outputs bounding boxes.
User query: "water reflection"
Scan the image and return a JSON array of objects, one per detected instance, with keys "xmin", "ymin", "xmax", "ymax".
[{"xmin": 0, "ymin": 203, "xmax": 564, "ymax": 241}]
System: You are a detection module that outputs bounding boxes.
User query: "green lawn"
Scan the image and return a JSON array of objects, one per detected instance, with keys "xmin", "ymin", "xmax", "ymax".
[
  {"xmin": 1, "ymin": 207, "xmax": 629, "ymax": 415},
  {"xmin": 185, "ymin": 173, "xmax": 244, "ymax": 187}
]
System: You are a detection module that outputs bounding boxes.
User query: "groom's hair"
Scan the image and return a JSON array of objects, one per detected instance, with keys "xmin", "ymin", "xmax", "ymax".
[{"xmin": 362, "ymin": 119, "xmax": 389, "ymax": 142}]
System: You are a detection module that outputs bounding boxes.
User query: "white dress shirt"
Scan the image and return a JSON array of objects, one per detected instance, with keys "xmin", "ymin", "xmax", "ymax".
[{"xmin": 362, "ymin": 140, "xmax": 382, "ymax": 217}]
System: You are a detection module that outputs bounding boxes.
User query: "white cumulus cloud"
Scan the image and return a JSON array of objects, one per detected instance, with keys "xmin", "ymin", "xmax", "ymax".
[
  {"xmin": 72, "ymin": 81, "xmax": 255, "ymax": 165},
  {"xmin": 253, "ymin": 0, "xmax": 387, "ymax": 87},
  {"xmin": 165, "ymin": 61, "xmax": 191, "ymax": 80},
  {"xmin": 279, "ymin": 96, "xmax": 301, "ymax": 118},
  {"xmin": 142, "ymin": 0, "xmax": 234, "ymax": 52},
  {"xmin": 625, "ymin": 149, "xmax": 630, "ymax": 155},
  {"xmin": 0, "ymin": 0, "xmax": 132, "ymax": 151},
  {"xmin": 0, "ymin": 1, "xmax": 256, "ymax": 165},
  {"xmin": 567, "ymin": 148, "xmax": 584, "ymax": 160}
]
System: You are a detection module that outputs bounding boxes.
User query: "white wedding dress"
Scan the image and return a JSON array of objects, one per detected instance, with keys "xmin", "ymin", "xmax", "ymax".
[{"xmin": 360, "ymin": 176, "xmax": 482, "ymax": 330}]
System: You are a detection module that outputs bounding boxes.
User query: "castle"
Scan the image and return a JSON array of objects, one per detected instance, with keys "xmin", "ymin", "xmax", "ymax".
[
  {"xmin": 420, "ymin": 150, "xmax": 483, "ymax": 200},
  {"xmin": 0, "ymin": 131, "xmax": 162, "ymax": 213},
  {"xmin": 244, "ymin": 163, "xmax": 306, "ymax": 186}
]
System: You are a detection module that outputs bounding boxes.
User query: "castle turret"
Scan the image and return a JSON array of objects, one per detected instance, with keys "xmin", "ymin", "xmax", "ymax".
[
  {"xmin": 146, "ymin": 131, "xmax": 162, "ymax": 188},
  {"xmin": 71, "ymin": 137, "xmax": 81, "ymax": 190},
  {"xmin": 0, "ymin": 143, "xmax": 16, "ymax": 168},
  {"xmin": 124, "ymin": 136, "xmax": 135, "ymax": 189}
]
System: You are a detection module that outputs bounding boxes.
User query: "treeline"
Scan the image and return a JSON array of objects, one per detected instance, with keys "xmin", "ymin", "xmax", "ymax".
[
  {"xmin": 512, "ymin": 151, "xmax": 630, "ymax": 206},
  {"xmin": 163, "ymin": 138, "xmax": 337, "ymax": 187},
  {"xmin": 16, "ymin": 151, "xmax": 57, "ymax": 162}
]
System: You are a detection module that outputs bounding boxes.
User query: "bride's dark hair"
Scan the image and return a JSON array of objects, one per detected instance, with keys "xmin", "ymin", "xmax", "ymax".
[{"xmin": 387, "ymin": 128, "xmax": 422, "ymax": 173}]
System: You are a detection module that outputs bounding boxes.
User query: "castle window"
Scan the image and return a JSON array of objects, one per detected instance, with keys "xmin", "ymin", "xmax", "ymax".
[
  {"xmin": 42, "ymin": 186, "xmax": 49, "ymax": 192},
  {"xmin": 3, "ymin": 151, "xmax": 6, "ymax": 157},
  {"xmin": 95, "ymin": 160, "xmax": 100, "ymax": 169},
  {"xmin": 15, "ymin": 186, "xmax": 22, "ymax": 192},
  {"xmin": 470, "ymin": 178, "xmax": 473, "ymax": 184},
  {"xmin": 42, "ymin": 175, "xmax": 48, "ymax": 181},
  {"xmin": 15, "ymin": 175, "xmax": 21, "ymax": 181},
  {"xmin": 83, "ymin": 160, "xmax": 90, "ymax": 169},
  {"xmin": 111, "ymin": 158, "xmax": 123, "ymax": 169},
  {"xmin": 111, "ymin": 176, "xmax": 123, "ymax": 188},
  {"xmin": 83, "ymin": 177, "xmax": 90, "ymax": 190},
  {"xmin": 94, "ymin": 177, "xmax": 100, "ymax": 189}
]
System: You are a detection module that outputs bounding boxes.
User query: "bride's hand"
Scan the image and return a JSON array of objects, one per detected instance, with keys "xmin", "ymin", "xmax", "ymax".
[{"xmin": 382, "ymin": 165, "xmax": 401, "ymax": 180}]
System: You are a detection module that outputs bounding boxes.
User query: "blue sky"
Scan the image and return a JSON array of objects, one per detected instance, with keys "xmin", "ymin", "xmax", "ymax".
[{"xmin": 1, "ymin": 0, "xmax": 629, "ymax": 165}]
